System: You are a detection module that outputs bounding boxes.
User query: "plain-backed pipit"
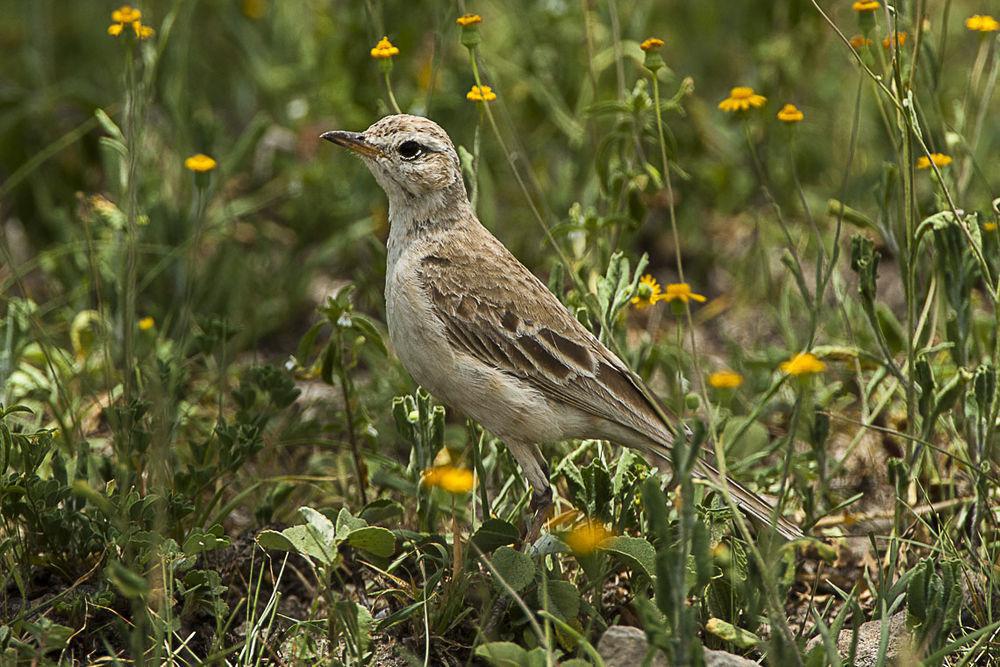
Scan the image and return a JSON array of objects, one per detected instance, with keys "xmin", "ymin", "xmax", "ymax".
[{"xmin": 322, "ymin": 114, "xmax": 800, "ymax": 541}]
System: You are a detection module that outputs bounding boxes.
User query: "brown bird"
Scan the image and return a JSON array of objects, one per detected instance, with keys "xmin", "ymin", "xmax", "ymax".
[{"xmin": 322, "ymin": 114, "xmax": 801, "ymax": 541}]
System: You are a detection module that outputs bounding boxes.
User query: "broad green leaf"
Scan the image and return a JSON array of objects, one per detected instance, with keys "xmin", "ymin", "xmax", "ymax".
[
  {"xmin": 473, "ymin": 642, "xmax": 527, "ymax": 667},
  {"xmin": 333, "ymin": 507, "xmax": 366, "ymax": 540},
  {"xmin": 600, "ymin": 535, "xmax": 657, "ymax": 583},
  {"xmin": 257, "ymin": 525, "xmax": 337, "ymax": 566},
  {"xmin": 346, "ymin": 526, "xmax": 395, "ymax": 558},
  {"xmin": 705, "ymin": 617, "xmax": 760, "ymax": 648},
  {"xmin": 470, "ymin": 518, "xmax": 519, "ymax": 554},
  {"xmin": 360, "ymin": 498, "xmax": 404, "ymax": 525},
  {"xmin": 544, "ymin": 579, "xmax": 581, "ymax": 621},
  {"xmin": 489, "ymin": 546, "xmax": 535, "ymax": 593}
]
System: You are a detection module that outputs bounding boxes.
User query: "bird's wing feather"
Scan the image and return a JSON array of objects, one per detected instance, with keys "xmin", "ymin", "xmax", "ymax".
[
  {"xmin": 416, "ymin": 233, "xmax": 677, "ymax": 448},
  {"xmin": 416, "ymin": 228, "xmax": 802, "ymax": 541}
]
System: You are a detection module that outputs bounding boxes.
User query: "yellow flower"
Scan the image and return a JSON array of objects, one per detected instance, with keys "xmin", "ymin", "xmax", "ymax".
[
  {"xmin": 132, "ymin": 21, "xmax": 154, "ymax": 39},
  {"xmin": 661, "ymin": 283, "xmax": 707, "ymax": 304},
  {"xmin": 966, "ymin": 15, "xmax": 1000, "ymax": 32},
  {"xmin": 780, "ymin": 352, "xmax": 826, "ymax": 376},
  {"xmin": 422, "ymin": 465, "xmax": 474, "ymax": 494},
  {"xmin": 915, "ymin": 153, "xmax": 952, "ymax": 169},
  {"xmin": 184, "ymin": 154, "xmax": 217, "ymax": 172},
  {"xmin": 466, "ymin": 84, "xmax": 497, "ymax": 102},
  {"xmin": 882, "ymin": 32, "xmax": 907, "ymax": 48},
  {"xmin": 640, "ymin": 37, "xmax": 665, "ymax": 52},
  {"xmin": 708, "ymin": 371, "xmax": 744, "ymax": 389},
  {"xmin": 370, "ymin": 36, "xmax": 400, "ymax": 59},
  {"xmin": 107, "ymin": 23, "xmax": 124, "ymax": 36},
  {"xmin": 777, "ymin": 103, "xmax": 804, "ymax": 123},
  {"xmin": 564, "ymin": 519, "xmax": 611, "ymax": 556},
  {"xmin": 849, "ymin": 35, "xmax": 873, "ymax": 49},
  {"xmin": 718, "ymin": 87, "xmax": 767, "ymax": 112},
  {"xmin": 852, "ymin": 0, "xmax": 880, "ymax": 11},
  {"xmin": 456, "ymin": 13, "xmax": 482, "ymax": 27},
  {"xmin": 138, "ymin": 316, "xmax": 155, "ymax": 331},
  {"xmin": 983, "ymin": 222, "xmax": 997, "ymax": 232},
  {"xmin": 631, "ymin": 274, "xmax": 662, "ymax": 309},
  {"xmin": 112, "ymin": 5, "xmax": 142, "ymax": 23}
]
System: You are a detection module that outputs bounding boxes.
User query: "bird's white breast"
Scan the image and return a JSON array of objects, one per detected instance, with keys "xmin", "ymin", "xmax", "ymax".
[{"xmin": 385, "ymin": 242, "xmax": 564, "ymax": 444}]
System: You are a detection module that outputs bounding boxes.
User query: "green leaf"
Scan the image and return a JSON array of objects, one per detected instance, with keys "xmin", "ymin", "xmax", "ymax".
[
  {"xmin": 301, "ymin": 506, "xmax": 338, "ymax": 544},
  {"xmin": 346, "ymin": 526, "xmax": 395, "ymax": 558},
  {"xmin": 600, "ymin": 535, "xmax": 657, "ymax": 583},
  {"xmin": 474, "ymin": 642, "xmax": 547, "ymax": 667},
  {"xmin": 360, "ymin": 498, "xmax": 404, "ymax": 525},
  {"xmin": 544, "ymin": 579, "xmax": 581, "ymax": 621},
  {"xmin": 257, "ymin": 525, "xmax": 337, "ymax": 566},
  {"xmin": 489, "ymin": 546, "xmax": 535, "ymax": 593},
  {"xmin": 183, "ymin": 524, "xmax": 230, "ymax": 556},
  {"xmin": 95, "ymin": 107, "xmax": 125, "ymax": 142},
  {"xmin": 470, "ymin": 518, "xmax": 519, "ymax": 554},
  {"xmin": 351, "ymin": 314, "xmax": 388, "ymax": 357},
  {"xmin": 705, "ymin": 617, "xmax": 760, "ymax": 648},
  {"xmin": 333, "ymin": 507, "xmax": 366, "ymax": 540}
]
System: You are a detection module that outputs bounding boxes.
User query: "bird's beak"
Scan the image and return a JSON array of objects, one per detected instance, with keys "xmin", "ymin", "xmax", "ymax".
[{"xmin": 320, "ymin": 130, "xmax": 382, "ymax": 158}]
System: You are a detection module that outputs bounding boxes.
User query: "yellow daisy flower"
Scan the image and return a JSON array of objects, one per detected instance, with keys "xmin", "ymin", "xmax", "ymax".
[
  {"xmin": 640, "ymin": 37, "xmax": 665, "ymax": 52},
  {"xmin": 661, "ymin": 283, "xmax": 707, "ymax": 304},
  {"xmin": 422, "ymin": 465, "xmax": 474, "ymax": 494},
  {"xmin": 984, "ymin": 222, "xmax": 998, "ymax": 232},
  {"xmin": 631, "ymin": 274, "xmax": 662, "ymax": 309},
  {"xmin": 466, "ymin": 84, "xmax": 497, "ymax": 102},
  {"xmin": 564, "ymin": 519, "xmax": 611, "ymax": 556},
  {"xmin": 852, "ymin": 1, "xmax": 880, "ymax": 11},
  {"xmin": 780, "ymin": 352, "xmax": 826, "ymax": 376},
  {"xmin": 708, "ymin": 371, "xmax": 744, "ymax": 389},
  {"xmin": 370, "ymin": 36, "xmax": 400, "ymax": 59},
  {"xmin": 138, "ymin": 316, "xmax": 155, "ymax": 331},
  {"xmin": 915, "ymin": 153, "xmax": 952, "ymax": 169},
  {"xmin": 184, "ymin": 154, "xmax": 217, "ymax": 172},
  {"xmin": 777, "ymin": 103, "xmax": 804, "ymax": 123},
  {"xmin": 456, "ymin": 13, "xmax": 482, "ymax": 27},
  {"xmin": 132, "ymin": 21, "xmax": 154, "ymax": 39},
  {"xmin": 966, "ymin": 15, "xmax": 999, "ymax": 32},
  {"xmin": 112, "ymin": 5, "xmax": 142, "ymax": 23},
  {"xmin": 108, "ymin": 23, "xmax": 124, "ymax": 36},
  {"xmin": 849, "ymin": 35, "xmax": 873, "ymax": 49},
  {"xmin": 718, "ymin": 87, "xmax": 767, "ymax": 112}
]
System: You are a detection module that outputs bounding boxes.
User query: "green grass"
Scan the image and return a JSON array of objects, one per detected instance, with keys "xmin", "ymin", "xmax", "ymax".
[{"xmin": 1, "ymin": 1, "xmax": 999, "ymax": 664}]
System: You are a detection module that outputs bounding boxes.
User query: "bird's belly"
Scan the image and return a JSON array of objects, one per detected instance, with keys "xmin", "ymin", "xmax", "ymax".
[{"xmin": 385, "ymin": 269, "xmax": 563, "ymax": 443}]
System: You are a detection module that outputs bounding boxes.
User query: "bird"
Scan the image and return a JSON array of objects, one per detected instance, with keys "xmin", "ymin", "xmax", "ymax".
[{"xmin": 321, "ymin": 114, "xmax": 801, "ymax": 541}]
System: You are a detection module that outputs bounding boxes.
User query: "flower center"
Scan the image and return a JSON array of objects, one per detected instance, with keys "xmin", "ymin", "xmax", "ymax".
[{"xmin": 730, "ymin": 87, "xmax": 754, "ymax": 99}]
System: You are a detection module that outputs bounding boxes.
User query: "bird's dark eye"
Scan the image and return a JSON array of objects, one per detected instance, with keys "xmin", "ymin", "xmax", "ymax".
[{"xmin": 398, "ymin": 140, "xmax": 424, "ymax": 160}]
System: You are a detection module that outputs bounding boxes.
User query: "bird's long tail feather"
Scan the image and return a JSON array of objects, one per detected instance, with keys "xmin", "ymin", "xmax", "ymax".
[{"xmin": 642, "ymin": 445, "xmax": 802, "ymax": 540}]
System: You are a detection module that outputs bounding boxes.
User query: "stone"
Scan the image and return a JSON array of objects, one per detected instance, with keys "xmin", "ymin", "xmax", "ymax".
[
  {"xmin": 597, "ymin": 625, "xmax": 758, "ymax": 667},
  {"xmin": 806, "ymin": 611, "xmax": 911, "ymax": 666}
]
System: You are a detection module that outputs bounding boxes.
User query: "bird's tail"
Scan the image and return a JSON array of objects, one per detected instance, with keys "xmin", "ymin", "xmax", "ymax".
[
  {"xmin": 640, "ymin": 443, "xmax": 802, "ymax": 540},
  {"xmin": 695, "ymin": 459, "xmax": 803, "ymax": 541}
]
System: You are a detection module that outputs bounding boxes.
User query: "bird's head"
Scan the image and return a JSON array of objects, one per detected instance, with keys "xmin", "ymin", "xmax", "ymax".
[{"xmin": 322, "ymin": 114, "xmax": 466, "ymax": 215}]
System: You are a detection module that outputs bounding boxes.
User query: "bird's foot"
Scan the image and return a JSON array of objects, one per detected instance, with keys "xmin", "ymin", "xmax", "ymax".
[{"xmin": 523, "ymin": 487, "xmax": 553, "ymax": 550}]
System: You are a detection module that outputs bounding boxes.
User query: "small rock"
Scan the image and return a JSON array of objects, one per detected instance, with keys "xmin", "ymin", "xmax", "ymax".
[
  {"xmin": 703, "ymin": 647, "xmax": 759, "ymax": 666},
  {"xmin": 807, "ymin": 611, "xmax": 911, "ymax": 666},
  {"xmin": 598, "ymin": 626, "xmax": 667, "ymax": 667},
  {"xmin": 597, "ymin": 625, "xmax": 757, "ymax": 667}
]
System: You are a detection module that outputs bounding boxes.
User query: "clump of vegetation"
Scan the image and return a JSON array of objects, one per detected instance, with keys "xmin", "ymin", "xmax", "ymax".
[{"xmin": 1, "ymin": 2, "xmax": 998, "ymax": 664}]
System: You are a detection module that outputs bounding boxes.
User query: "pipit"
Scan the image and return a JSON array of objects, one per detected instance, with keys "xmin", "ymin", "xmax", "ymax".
[{"xmin": 322, "ymin": 114, "xmax": 801, "ymax": 541}]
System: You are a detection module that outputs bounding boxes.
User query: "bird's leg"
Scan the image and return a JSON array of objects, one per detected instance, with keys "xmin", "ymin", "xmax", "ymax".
[
  {"xmin": 524, "ymin": 485, "xmax": 553, "ymax": 548},
  {"xmin": 504, "ymin": 440, "xmax": 553, "ymax": 548}
]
